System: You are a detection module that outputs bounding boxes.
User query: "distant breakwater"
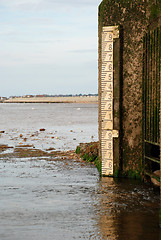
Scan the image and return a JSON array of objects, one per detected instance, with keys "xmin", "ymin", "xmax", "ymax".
[{"xmin": 3, "ymin": 96, "xmax": 98, "ymax": 104}]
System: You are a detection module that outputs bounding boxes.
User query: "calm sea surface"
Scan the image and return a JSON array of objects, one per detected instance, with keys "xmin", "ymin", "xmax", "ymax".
[
  {"xmin": 0, "ymin": 103, "xmax": 160, "ymax": 240},
  {"xmin": 0, "ymin": 103, "xmax": 98, "ymax": 151}
]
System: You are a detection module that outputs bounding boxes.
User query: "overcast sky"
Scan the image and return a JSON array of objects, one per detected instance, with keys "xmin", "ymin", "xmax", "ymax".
[{"xmin": 0, "ymin": 0, "xmax": 101, "ymax": 97}]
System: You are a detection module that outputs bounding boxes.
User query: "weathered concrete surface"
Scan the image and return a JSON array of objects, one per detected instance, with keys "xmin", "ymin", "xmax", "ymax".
[{"xmin": 98, "ymin": 0, "xmax": 161, "ymax": 175}]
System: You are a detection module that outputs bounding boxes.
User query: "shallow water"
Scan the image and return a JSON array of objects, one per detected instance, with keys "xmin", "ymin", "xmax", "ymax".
[
  {"xmin": 0, "ymin": 103, "xmax": 98, "ymax": 151},
  {"xmin": 96, "ymin": 178, "xmax": 160, "ymax": 240},
  {"xmin": 0, "ymin": 156, "xmax": 160, "ymax": 240},
  {"xmin": 0, "ymin": 157, "xmax": 99, "ymax": 239},
  {"xmin": 0, "ymin": 103, "xmax": 160, "ymax": 239}
]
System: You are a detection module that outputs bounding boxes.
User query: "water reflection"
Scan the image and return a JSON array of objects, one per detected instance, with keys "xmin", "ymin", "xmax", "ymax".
[
  {"xmin": 96, "ymin": 178, "xmax": 160, "ymax": 240},
  {"xmin": 0, "ymin": 156, "xmax": 160, "ymax": 240}
]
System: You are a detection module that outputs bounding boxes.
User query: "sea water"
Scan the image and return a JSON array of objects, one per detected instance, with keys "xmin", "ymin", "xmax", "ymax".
[
  {"xmin": 0, "ymin": 103, "xmax": 160, "ymax": 240},
  {"xmin": 0, "ymin": 103, "xmax": 98, "ymax": 151}
]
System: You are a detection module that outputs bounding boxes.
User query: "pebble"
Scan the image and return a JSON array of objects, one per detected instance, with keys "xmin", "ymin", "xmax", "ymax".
[{"xmin": 39, "ymin": 128, "xmax": 45, "ymax": 132}]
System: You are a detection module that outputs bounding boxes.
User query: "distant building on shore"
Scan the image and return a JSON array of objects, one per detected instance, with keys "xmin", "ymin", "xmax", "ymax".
[{"xmin": 0, "ymin": 97, "xmax": 7, "ymax": 102}]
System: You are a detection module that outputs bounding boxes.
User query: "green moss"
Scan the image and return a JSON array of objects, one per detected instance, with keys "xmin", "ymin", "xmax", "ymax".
[
  {"xmin": 113, "ymin": 169, "xmax": 120, "ymax": 177},
  {"xmin": 94, "ymin": 157, "xmax": 102, "ymax": 175},
  {"xmin": 75, "ymin": 142, "xmax": 101, "ymax": 175},
  {"xmin": 113, "ymin": 167, "xmax": 143, "ymax": 180},
  {"xmin": 113, "ymin": 168, "xmax": 144, "ymax": 180},
  {"xmin": 120, "ymin": 169, "xmax": 141, "ymax": 179},
  {"xmin": 75, "ymin": 146, "xmax": 80, "ymax": 154},
  {"xmin": 127, "ymin": 169, "xmax": 142, "ymax": 179},
  {"xmin": 149, "ymin": 4, "xmax": 161, "ymax": 21},
  {"xmin": 82, "ymin": 153, "xmax": 88, "ymax": 161},
  {"xmin": 81, "ymin": 153, "xmax": 102, "ymax": 175}
]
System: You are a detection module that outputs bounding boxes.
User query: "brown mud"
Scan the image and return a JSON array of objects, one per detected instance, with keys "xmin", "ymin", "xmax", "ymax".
[
  {"xmin": 0, "ymin": 144, "xmax": 80, "ymax": 160},
  {"xmin": 0, "ymin": 144, "xmax": 95, "ymax": 171},
  {"xmin": 0, "ymin": 141, "xmax": 100, "ymax": 163}
]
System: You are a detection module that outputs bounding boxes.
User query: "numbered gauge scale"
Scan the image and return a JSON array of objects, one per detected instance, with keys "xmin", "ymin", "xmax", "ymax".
[{"xmin": 101, "ymin": 26, "xmax": 119, "ymax": 176}]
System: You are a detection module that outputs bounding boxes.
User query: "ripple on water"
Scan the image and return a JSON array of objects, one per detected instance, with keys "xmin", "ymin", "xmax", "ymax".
[{"xmin": 0, "ymin": 158, "xmax": 160, "ymax": 240}]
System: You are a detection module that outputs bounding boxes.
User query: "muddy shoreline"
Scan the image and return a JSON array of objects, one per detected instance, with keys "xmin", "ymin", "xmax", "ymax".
[
  {"xmin": 0, "ymin": 143, "xmax": 97, "ymax": 171},
  {"xmin": 0, "ymin": 144, "xmax": 78, "ymax": 160}
]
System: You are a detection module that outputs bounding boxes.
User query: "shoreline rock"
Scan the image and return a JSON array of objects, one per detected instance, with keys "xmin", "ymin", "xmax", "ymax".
[{"xmin": 75, "ymin": 141, "xmax": 101, "ymax": 174}]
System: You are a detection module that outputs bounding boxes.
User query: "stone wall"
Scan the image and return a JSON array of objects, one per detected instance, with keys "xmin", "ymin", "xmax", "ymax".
[{"xmin": 98, "ymin": 0, "xmax": 161, "ymax": 175}]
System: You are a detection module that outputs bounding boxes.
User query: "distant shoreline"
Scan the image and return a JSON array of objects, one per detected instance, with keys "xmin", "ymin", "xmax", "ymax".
[{"xmin": 3, "ymin": 96, "xmax": 98, "ymax": 104}]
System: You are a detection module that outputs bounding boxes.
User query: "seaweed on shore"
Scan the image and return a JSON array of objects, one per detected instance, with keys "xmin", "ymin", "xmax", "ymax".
[{"xmin": 75, "ymin": 142, "xmax": 101, "ymax": 174}]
